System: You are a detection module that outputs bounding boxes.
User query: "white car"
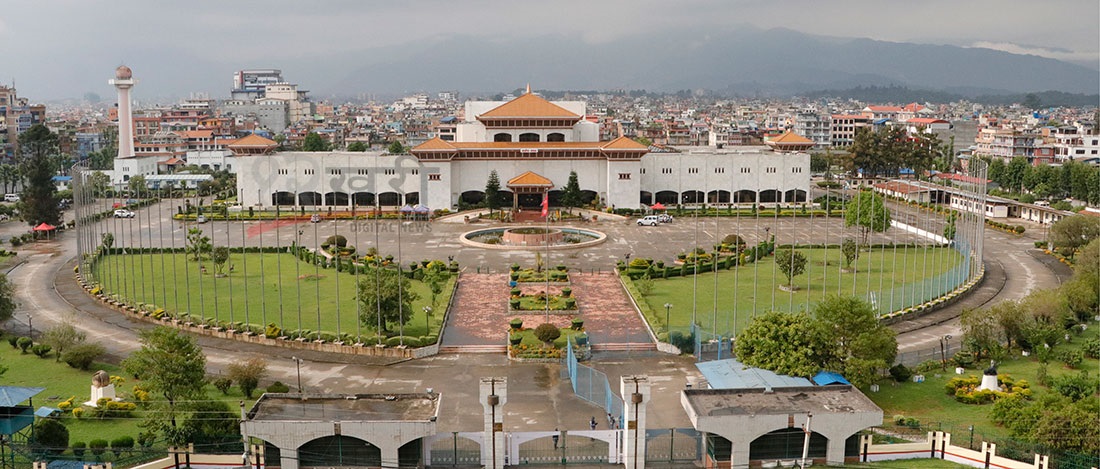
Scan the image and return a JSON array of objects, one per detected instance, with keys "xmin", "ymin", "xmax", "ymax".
[
  {"xmin": 637, "ymin": 215, "xmax": 660, "ymax": 226},
  {"xmin": 113, "ymin": 209, "xmax": 135, "ymax": 218}
]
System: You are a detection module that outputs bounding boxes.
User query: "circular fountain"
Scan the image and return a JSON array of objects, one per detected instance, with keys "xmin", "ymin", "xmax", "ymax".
[{"xmin": 460, "ymin": 226, "xmax": 607, "ymax": 250}]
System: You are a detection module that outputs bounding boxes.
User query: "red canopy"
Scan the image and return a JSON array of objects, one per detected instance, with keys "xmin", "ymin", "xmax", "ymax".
[
  {"xmin": 650, "ymin": 202, "xmax": 666, "ymax": 210},
  {"xmin": 33, "ymin": 223, "xmax": 57, "ymax": 232}
]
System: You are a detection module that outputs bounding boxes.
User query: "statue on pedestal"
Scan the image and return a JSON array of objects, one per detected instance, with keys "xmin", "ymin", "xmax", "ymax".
[
  {"xmin": 978, "ymin": 360, "xmax": 1000, "ymax": 391},
  {"xmin": 85, "ymin": 370, "xmax": 118, "ymax": 407}
]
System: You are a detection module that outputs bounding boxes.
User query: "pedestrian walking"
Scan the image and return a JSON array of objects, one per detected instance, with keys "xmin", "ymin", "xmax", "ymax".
[
  {"xmin": 552, "ymin": 429, "xmax": 559, "ymax": 449},
  {"xmin": 590, "ymin": 416, "xmax": 597, "ymax": 430}
]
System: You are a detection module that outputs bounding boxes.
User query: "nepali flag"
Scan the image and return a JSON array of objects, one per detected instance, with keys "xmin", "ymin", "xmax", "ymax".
[{"xmin": 541, "ymin": 192, "xmax": 549, "ymax": 218}]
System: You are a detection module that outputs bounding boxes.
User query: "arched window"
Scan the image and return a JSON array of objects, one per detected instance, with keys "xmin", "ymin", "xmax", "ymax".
[
  {"xmin": 494, "ymin": 133, "xmax": 512, "ymax": 142},
  {"xmin": 546, "ymin": 132, "xmax": 565, "ymax": 142},
  {"xmin": 519, "ymin": 133, "xmax": 539, "ymax": 142}
]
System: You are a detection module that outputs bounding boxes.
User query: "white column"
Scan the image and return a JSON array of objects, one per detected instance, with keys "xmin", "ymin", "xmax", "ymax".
[
  {"xmin": 280, "ymin": 448, "xmax": 299, "ymax": 469},
  {"xmin": 620, "ymin": 375, "xmax": 650, "ymax": 469},
  {"xmin": 480, "ymin": 377, "xmax": 507, "ymax": 469}
]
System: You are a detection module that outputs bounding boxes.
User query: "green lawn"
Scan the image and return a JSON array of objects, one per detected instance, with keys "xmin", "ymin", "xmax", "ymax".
[
  {"xmin": 89, "ymin": 253, "xmax": 455, "ymax": 338},
  {"xmin": 638, "ymin": 247, "xmax": 964, "ymax": 335},
  {"xmin": 867, "ymin": 322, "xmax": 1100, "ymax": 445},
  {"xmin": 0, "ymin": 341, "xmax": 256, "ymax": 446}
]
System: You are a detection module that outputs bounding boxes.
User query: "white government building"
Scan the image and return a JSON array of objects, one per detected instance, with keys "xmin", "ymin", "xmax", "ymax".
[{"xmin": 235, "ymin": 91, "xmax": 810, "ymax": 211}]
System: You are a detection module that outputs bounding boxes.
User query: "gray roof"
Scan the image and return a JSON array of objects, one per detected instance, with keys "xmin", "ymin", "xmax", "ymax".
[
  {"xmin": 0, "ymin": 386, "xmax": 45, "ymax": 407},
  {"xmin": 247, "ymin": 393, "xmax": 439, "ymax": 422},
  {"xmin": 683, "ymin": 386, "xmax": 882, "ymax": 417},
  {"xmin": 696, "ymin": 359, "xmax": 813, "ymax": 390}
]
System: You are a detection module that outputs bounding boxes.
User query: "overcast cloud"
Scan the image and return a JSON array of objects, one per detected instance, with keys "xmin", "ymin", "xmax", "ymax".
[{"xmin": 1, "ymin": 0, "xmax": 1096, "ymax": 99}]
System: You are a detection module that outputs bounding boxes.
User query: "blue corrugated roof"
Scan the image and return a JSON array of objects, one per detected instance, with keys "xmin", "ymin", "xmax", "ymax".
[
  {"xmin": 0, "ymin": 386, "xmax": 45, "ymax": 407},
  {"xmin": 34, "ymin": 407, "xmax": 60, "ymax": 418},
  {"xmin": 812, "ymin": 371, "xmax": 851, "ymax": 386},
  {"xmin": 696, "ymin": 359, "xmax": 813, "ymax": 390}
]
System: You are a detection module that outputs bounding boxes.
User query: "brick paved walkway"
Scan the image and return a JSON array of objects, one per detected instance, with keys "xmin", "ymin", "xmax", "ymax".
[
  {"xmin": 441, "ymin": 272, "xmax": 653, "ymax": 348},
  {"xmin": 569, "ymin": 273, "xmax": 652, "ymax": 345}
]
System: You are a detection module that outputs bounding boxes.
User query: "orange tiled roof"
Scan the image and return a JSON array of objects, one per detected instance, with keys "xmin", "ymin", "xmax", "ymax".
[
  {"xmin": 412, "ymin": 137, "xmax": 457, "ymax": 151},
  {"xmin": 479, "ymin": 93, "xmax": 580, "ymax": 119},
  {"xmin": 177, "ymin": 130, "xmax": 213, "ymax": 139},
  {"xmin": 769, "ymin": 131, "xmax": 814, "ymax": 144},
  {"xmin": 229, "ymin": 134, "xmax": 278, "ymax": 147},
  {"xmin": 507, "ymin": 171, "xmax": 554, "ymax": 187},
  {"xmin": 601, "ymin": 136, "xmax": 649, "ymax": 150}
]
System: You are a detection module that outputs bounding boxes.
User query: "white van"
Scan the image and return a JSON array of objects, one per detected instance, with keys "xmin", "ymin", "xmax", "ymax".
[{"xmin": 3, "ymin": 194, "xmax": 19, "ymax": 203}]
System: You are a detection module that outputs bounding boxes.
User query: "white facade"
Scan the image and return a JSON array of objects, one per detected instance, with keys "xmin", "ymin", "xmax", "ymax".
[{"xmin": 234, "ymin": 95, "xmax": 810, "ymax": 211}]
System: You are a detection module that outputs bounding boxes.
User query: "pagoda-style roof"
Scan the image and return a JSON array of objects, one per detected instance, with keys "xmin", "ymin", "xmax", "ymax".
[
  {"xmin": 230, "ymin": 134, "xmax": 278, "ymax": 147},
  {"xmin": 478, "ymin": 93, "xmax": 580, "ymax": 120},
  {"xmin": 602, "ymin": 135, "xmax": 649, "ymax": 150},
  {"xmin": 766, "ymin": 131, "xmax": 815, "ymax": 151},
  {"xmin": 228, "ymin": 134, "xmax": 279, "ymax": 156},
  {"xmin": 507, "ymin": 171, "xmax": 554, "ymax": 188}
]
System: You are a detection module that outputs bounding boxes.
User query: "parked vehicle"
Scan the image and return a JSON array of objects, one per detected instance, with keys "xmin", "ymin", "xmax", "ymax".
[
  {"xmin": 113, "ymin": 209, "xmax": 135, "ymax": 218},
  {"xmin": 657, "ymin": 214, "xmax": 674, "ymax": 223},
  {"xmin": 637, "ymin": 215, "xmax": 660, "ymax": 226},
  {"xmin": 3, "ymin": 194, "xmax": 20, "ymax": 203}
]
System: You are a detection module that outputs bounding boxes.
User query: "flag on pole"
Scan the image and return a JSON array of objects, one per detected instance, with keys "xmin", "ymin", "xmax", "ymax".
[{"xmin": 541, "ymin": 191, "xmax": 549, "ymax": 217}]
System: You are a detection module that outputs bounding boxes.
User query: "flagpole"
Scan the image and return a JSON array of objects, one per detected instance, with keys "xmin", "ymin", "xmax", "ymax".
[{"xmin": 543, "ymin": 190, "xmax": 550, "ymax": 323}]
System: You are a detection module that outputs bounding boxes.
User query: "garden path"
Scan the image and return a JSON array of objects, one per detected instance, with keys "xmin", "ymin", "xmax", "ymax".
[
  {"xmin": 567, "ymin": 272, "xmax": 654, "ymax": 350},
  {"xmin": 440, "ymin": 273, "xmax": 511, "ymax": 350},
  {"xmin": 440, "ymin": 272, "xmax": 654, "ymax": 352}
]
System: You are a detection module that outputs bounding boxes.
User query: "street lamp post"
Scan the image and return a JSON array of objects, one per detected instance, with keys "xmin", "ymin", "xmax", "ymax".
[
  {"xmin": 423, "ymin": 306, "xmax": 432, "ymax": 335},
  {"xmin": 939, "ymin": 334, "xmax": 952, "ymax": 371},
  {"xmin": 25, "ymin": 313, "xmax": 32, "ymax": 338},
  {"xmin": 290, "ymin": 356, "xmax": 303, "ymax": 394},
  {"xmin": 664, "ymin": 303, "xmax": 672, "ymax": 332}
]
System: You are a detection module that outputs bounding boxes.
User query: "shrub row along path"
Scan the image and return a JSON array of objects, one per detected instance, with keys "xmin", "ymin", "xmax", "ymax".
[{"xmin": 440, "ymin": 272, "xmax": 653, "ymax": 352}]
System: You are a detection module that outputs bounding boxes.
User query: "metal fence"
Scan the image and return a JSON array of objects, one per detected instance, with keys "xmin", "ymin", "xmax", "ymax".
[
  {"xmin": 563, "ymin": 337, "xmax": 624, "ymax": 425},
  {"xmin": 894, "ymin": 341, "xmax": 964, "ymax": 367},
  {"xmin": 644, "ymin": 428, "xmax": 702, "ymax": 463}
]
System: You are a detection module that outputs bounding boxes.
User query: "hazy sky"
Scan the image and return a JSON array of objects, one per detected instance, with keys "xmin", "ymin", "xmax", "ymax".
[{"xmin": 1, "ymin": 0, "xmax": 1097, "ymax": 99}]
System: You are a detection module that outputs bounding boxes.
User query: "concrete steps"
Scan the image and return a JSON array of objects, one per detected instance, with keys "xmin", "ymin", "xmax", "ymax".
[
  {"xmin": 439, "ymin": 344, "xmax": 507, "ymax": 354},
  {"xmin": 591, "ymin": 342, "xmax": 657, "ymax": 352}
]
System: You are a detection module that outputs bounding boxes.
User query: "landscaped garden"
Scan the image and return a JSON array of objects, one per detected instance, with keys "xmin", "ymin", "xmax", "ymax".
[
  {"xmin": 0, "ymin": 332, "xmax": 264, "ymax": 461},
  {"xmin": 508, "ymin": 286, "xmax": 577, "ymax": 311},
  {"xmin": 507, "ymin": 318, "xmax": 587, "ymax": 360},
  {"xmin": 88, "ymin": 251, "xmax": 456, "ymax": 345}
]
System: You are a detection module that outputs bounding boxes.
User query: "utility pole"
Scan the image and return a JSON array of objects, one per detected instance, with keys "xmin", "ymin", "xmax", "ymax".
[{"xmin": 800, "ymin": 413, "xmax": 813, "ymax": 469}]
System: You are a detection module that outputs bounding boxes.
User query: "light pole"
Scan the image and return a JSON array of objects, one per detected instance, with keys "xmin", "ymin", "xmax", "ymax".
[
  {"xmin": 664, "ymin": 303, "xmax": 672, "ymax": 332},
  {"xmin": 939, "ymin": 334, "xmax": 952, "ymax": 371},
  {"xmin": 25, "ymin": 313, "xmax": 32, "ymax": 338},
  {"xmin": 423, "ymin": 306, "xmax": 432, "ymax": 335},
  {"xmin": 290, "ymin": 356, "xmax": 303, "ymax": 394}
]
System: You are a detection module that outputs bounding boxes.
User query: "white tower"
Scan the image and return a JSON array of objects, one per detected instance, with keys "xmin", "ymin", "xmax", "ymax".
[{"xmin": 108, "ymin": 65, "xmax": 135, "ymax": 159}]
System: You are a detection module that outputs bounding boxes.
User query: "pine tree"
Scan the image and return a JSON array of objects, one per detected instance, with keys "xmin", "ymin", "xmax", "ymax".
[
  {"xmin": 18, "ymin": 124, "xmax": 62, "ymax": 226},
  {"xmin": 485, "ymin": 170, "xmax": 502, "ymax": 213},
  {"xmin": 561, "ymin": 171, "xmax": 582, "ymax": 213}
]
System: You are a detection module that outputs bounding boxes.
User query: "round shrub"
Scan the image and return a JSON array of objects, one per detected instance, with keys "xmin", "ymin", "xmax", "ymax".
[
  {"xmin": 509, "ymin": 299, "xmax": 521, "ymax": 309},
  {"xmin": 889, "ymin": 364, "xmax": 912, "ymax": 382},
  {"xmin": 266, "ymin": 381, "xmax": 291, "ymax": 393},
  {"xmin": 71, "ymin": 441, "xmax": 86, "ymax": 457},
  {"xmin": 560, "ymin": 287, "xmax": 572, "ymax": 297},
  {"xmin": 564, "ymin": 298, "xmax": 577, "ymax": 309},
  {"xmin": 510, "ymin": 288, "xmax": 522, "ymax": 297},
  {"xmin": 88, "ymin": 439, "xmax": 108, "ymax": 457},
  {"xmin": 534, "ymin": 323, "xmax": 561, "ymax": 344},
  {"xmin": 32, "ymin": 419, "xmax": 69, "ymax": 455},
  {"xmin": 509, "ymin": 318, "xmax": 523, "ymax": 330},
  {"xmin": 570, "ymin": 317, "xmax": 584, "ymax": 330},
  {"xmin": 323, "ymin": 235, "xmax": 348, "ymax": 247},
  {"xmin": 628, "ymin": 258, "xmax": 651, "ymax": 268}
]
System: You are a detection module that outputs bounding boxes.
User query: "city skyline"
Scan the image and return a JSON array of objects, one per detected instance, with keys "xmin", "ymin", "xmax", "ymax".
[{"xmin": 0, "ymin": 0, "xmax": 1097, "ymax": 100}]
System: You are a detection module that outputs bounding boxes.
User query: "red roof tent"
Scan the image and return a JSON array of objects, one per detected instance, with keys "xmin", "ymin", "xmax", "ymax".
[
  {"xmin": 650, "ymin": 202, "xmax": 666, "ymax": 210},
  {"xmin": 32, "ymin": 223, "xmax": 56, "ymax": 232}
]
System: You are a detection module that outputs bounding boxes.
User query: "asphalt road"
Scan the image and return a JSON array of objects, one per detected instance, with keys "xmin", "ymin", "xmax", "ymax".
[{"xmin": 0, "ymin": 200, "xmax": 1071, "ymax": 432}]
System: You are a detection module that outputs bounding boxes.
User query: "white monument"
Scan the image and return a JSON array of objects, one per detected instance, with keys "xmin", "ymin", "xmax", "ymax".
[
  {"xmin": 85, "ymin": 370, "xmax": 118, "ymax": 407},
  {"xmin": 977, "ymin": 361, "xmax": 1000, "ymax": 392}
]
